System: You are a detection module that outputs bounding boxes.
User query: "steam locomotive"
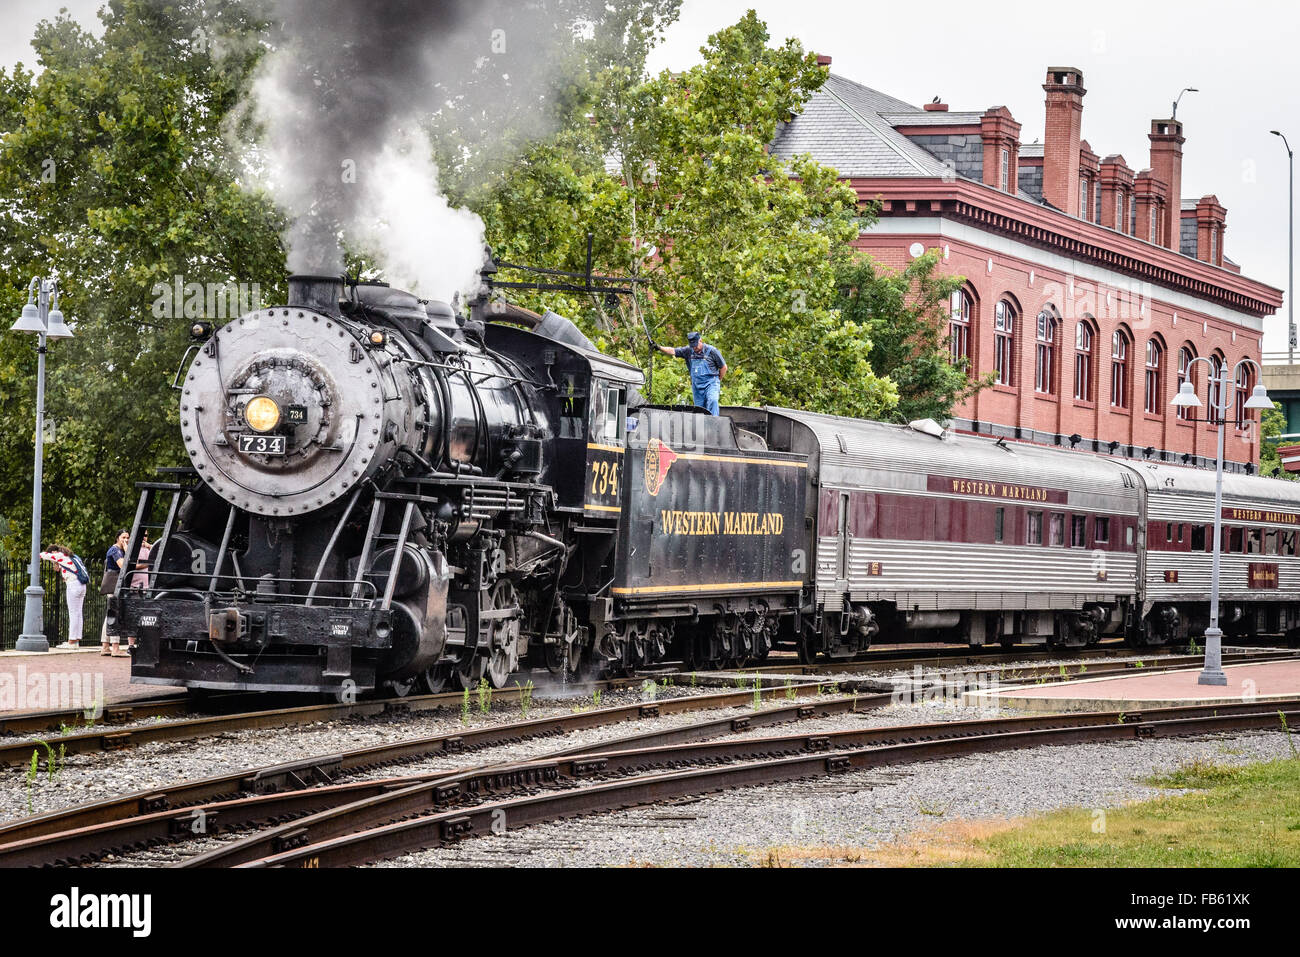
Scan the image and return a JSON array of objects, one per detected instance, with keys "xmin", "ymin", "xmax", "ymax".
[
  {"xmin": 114, "ymin": 268, "xmax": 805, "ymax": 693},
  {"xmin": 113, "ymin": 268, "xmax": 1300, "ymax": 694}
]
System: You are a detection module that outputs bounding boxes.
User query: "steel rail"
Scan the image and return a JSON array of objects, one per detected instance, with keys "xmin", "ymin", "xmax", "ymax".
[
  {"xmin": 240, "ymin": 703, "xmax": 1300, "ymax": 868},
  {"xmin": 0, "ymin": 677, "xmax": 663, "ymax": 767},
  {"xmin": 0, "ymin": 680, "xmax": 838, "ymax": 852},
  {"xmin": 0, "ymin": 689, "xmax": 880, "ymax": 867}
]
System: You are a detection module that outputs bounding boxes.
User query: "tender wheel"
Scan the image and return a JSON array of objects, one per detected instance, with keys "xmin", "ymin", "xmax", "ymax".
[{"xmin": 797, "ymin": 624, "xmax": 819, "ymax": 664}]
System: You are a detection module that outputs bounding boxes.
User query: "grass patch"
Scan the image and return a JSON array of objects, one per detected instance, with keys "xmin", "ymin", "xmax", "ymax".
[
  {"xmin": 750, "ymin": 753, "xmax": 1300, "ymax": 868},
  {"xmin": 970, "ymin": 755, "xmax": 1300, "ymax": 867}
]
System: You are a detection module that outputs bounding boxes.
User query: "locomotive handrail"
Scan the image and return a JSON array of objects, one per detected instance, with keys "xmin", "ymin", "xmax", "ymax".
[{"xmin": 391, "ymin": 354, "xmax": 539, "ymax": 387}]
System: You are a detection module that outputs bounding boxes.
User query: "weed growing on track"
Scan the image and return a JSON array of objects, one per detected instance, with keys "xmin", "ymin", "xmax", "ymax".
[
  {"xmin": 1282, "ymin": 712, "xmax": 1298, "ymax": 758},
  {"xmin": 593, "ymin": 688, "xmax": 603, "ymax": 709},
  {"xmin": 477, "ymin": 679, "xmax": 492, "ymax": 715},
  {"xmin": 751, "ymin": 674, "xmax": 762, "ymax": 710},
  {"xmin": 461, "ymin": 686, "xmax": 470, "ymax": 725},
  {"xmin": 26, "ymin": 751, "xmax": 37, "ymax": 813},
  {"xmin": 516, "ymin": 680, "xmax": 534, "ymax": 719},
  {"xmin": 785, "ymin": 679, "xmax": 795, "ymax": 701}
]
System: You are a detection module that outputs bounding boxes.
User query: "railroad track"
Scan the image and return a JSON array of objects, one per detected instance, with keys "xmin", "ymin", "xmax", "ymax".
[
  {"xmin": 0, "ymin": 679, "xmax": 846, "ymax": 865},
  {"xmin": 232, "ymin": 699, "xmax": 1300, "ymax": 868},
  {"xmin": 2, "ymin": 648, "xmax": 1291, "ymax": 767},
  {"xmin": 5, "ymin": 687, "xmax": 1295, "ymax": 867}
]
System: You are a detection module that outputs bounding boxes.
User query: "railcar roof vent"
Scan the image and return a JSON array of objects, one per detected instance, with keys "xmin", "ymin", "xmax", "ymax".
[{"xmin": 907, "ymin": 418, "xmax": 948, "ymax": 439}]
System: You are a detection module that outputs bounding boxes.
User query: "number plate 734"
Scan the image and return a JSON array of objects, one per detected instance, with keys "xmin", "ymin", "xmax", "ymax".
[{"xmin": 238, "ymin": 434, "xmax": 286, "ymax": 455}]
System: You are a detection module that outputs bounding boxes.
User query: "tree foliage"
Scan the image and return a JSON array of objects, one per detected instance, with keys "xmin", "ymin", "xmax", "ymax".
[
  {"xmin": 835, "ymin": 250, "xmax": 990, "ymax": 424},
  {"xmin": 1258, "ymin": 402, "xmax": 1297, "ymax": 481},
  {"xmin": 0, "ymin": 0, "xmax": 284, "ymax": 557}
]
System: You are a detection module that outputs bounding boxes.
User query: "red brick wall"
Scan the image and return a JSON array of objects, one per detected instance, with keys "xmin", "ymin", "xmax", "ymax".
[{"xmin": 856, "ymin": 230, "xmax": 1263, "ymax": 465}]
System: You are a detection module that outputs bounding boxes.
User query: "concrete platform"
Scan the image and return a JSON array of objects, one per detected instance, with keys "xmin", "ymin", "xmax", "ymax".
[
  {"xmin": 0, "ymin": 647, "xmax": 162, "ymax": 711},
  {"xmin": 964, "ymin": 658, "xmax": 1300, "ymax": 712}
]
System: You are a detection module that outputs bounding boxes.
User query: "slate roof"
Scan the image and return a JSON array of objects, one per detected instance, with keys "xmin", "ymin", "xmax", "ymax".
[
  {"xmin": 770, "ymin": 74, "xmax": 951, "ymax": 177},
  {"xmin": 878, "ymin": 110, "xmax": 984, "ymax": 127},
  {"xmin": 771, "ymin": 73, "xmax": 1058, "ymax": 215}
]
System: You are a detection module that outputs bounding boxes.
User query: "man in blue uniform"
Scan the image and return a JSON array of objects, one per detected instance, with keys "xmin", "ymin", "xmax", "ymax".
[{"xmin": 650, "ymin": 331, "xmax": 727, "ymax": 415}]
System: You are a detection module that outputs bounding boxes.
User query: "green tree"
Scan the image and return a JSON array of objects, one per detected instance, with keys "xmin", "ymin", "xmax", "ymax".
[
  {"xmin": 0, "ymin": 0, "xmax": 285, "ymax": 556},
  {"xmin": 1259, "ymin": 402, "xmax": 1298, "ymax": 480},
  {"xmin": 835, "ymin": 250, "xmax": 991, "ymax": 423},
  {"xmin": 472, "ymin": 11, "xmax": 898, "ymax": 418}
]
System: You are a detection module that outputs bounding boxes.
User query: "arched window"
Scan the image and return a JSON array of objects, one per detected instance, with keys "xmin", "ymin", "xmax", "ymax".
[
  {"xmin": 1110, "ymin": 330, "xmax": 1129, "ymax": 409},
  {"xmin": 949, "ymin": 289, "xmax": 972, "ymax": 368},
  {"xmin": 1143, "ymin": 339, "xmax": 1162, "ymax": 414},
  {"xmin": 994, "ymin": 299, "xmax": 1015, "ymax": 386},
  {"xmin": 1208, "ymin": 353, "xmax": 1224, "ymax": 419},
  {"xmin": 1035, "ymin": 310, "xmax": 1057, "ymax": 394},
  {"xmin": 1176, "ymin": 346, "xmax": 1196, "ymax": 420},
  {"xmin": 1235, "ymin": 364, "xmax": 1254, "ymax": 425},
  {"xmin": 1073, "ymin": 321, "xmax": 1094, "ymax": 401}
]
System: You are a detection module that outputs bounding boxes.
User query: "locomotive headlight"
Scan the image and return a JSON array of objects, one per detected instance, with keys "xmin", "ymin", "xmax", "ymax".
[{"xmin": 244, "ymin": 395, "xmax": 281, "ymax": 433}]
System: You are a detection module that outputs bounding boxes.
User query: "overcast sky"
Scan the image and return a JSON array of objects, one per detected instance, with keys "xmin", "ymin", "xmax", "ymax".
[{"xmin": 4, "ymin": 0, "xmax": 1297, "ymax": 347}]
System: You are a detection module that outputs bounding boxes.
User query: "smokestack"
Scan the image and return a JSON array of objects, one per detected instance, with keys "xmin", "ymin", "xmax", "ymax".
[
  {"xmin": 287, "ymin": 275, "xmax": 344, "ymax": 314},
  {"xmin": 1041, "ymin": 67, "xmax": 1086, "ymax": 214},
  {"xmin": 1149, "ymin": 117, "xmax": 1186, "ymax": 251}
]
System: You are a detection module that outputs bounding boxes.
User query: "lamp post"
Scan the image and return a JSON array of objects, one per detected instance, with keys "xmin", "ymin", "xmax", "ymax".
[
  {"xmin": 1171, "ymin": 87, "xmax": 1198, "ymax": 120},
  {"xmin": 1272, "ymin": 131, "xmax": 1294, "ymax": 362},
  {"xmin": 1171, "ymin": 356, "xmax": 1272, "ymax": 685},
  {"xmin": 10, "ymin": 277, "xmax": 74, "ymax": 653}
]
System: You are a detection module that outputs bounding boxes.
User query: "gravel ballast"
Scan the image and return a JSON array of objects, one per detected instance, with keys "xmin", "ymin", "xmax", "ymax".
[{"xmin": 374, "ymin": 701, "xmax": 1294, "ymax": 868}]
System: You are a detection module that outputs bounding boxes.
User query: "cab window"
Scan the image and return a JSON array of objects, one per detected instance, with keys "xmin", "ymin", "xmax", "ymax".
[
  {"xmin": 559, "ymin": 373, "xmax": 586, "ymax": 439},
  {"xmin": 589, "ymin": 382, "xmax": 625, "ymax": 446}
]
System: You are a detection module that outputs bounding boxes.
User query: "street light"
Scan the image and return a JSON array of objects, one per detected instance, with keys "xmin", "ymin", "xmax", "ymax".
[
  {"xmin": 1171, "ymin": 356, "xmax": 1271, "ymax": 685},
  {"xmin": 1171, "ymin": 87, "xmax": 1198, "ymax": 120},
  {"xmin": 9, "ymin": 276, "xmax": 74, "ymax": 653},
  {"xmin": 1272, "ymin": 131, "xmax": 1294, "ymax": 362}
]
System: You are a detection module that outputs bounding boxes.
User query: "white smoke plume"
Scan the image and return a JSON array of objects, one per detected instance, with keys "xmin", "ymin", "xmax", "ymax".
[{"xmin": 235, "ymin": 0, "xmax": 605, "ymax": 301}]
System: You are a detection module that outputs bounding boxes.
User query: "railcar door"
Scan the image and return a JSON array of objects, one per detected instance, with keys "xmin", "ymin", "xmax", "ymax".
[{"xmin": 836, "ymin": 491, "xmax": 850, "ymax": 591}]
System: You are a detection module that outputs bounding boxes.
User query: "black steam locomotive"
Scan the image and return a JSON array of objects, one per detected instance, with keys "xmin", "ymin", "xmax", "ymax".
[{"xmin": 114, "ymin": 269, "xmax": 806, "ymax": 693}]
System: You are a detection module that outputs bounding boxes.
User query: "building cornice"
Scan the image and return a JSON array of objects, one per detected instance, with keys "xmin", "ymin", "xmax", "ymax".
[{"xmin": 851, "ymin": 176, "xmax": 1283, "ymax": 318}]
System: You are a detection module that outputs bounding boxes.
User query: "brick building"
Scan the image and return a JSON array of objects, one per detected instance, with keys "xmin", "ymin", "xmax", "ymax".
[{"xmin": 772, "ymin": 62, "xmax": 1284, "ymax": 472}]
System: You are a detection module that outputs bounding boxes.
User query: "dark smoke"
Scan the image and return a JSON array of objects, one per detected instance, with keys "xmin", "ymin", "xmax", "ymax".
[{"xmin": 242, "ymin": 0, "xmax": 601, "ymax": 299}]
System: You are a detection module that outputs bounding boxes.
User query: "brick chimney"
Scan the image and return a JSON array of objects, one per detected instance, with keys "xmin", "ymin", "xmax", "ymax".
[
  {"xmin": 1194, "ymin": 195, "xmax": 1227, "ymax": 265},
  {"xmin": 1099, "ymin": 155, "xmax": 1135, "ymax": 232},
  {"xmin": 1149, "ymin": 118, "xmax": 1185, "ymax": 251},
  {"xmin": 815, "ymin": 54, "xmax": 832, "ymax": 67},
  {"xmin": 980, "ymin": 107, "xmax": 1021, "ymax": 193},
  {"xmin": 1041, "ymin": 67, "xmax": 1086, "ymax": 214},
  {"xmin": 1134, "ymin": 169, "xmax": 1168, "ymax": 245},
  {"xmin": 1077, "ymin": 140, "xmax": 1100, "ymax": 221}
]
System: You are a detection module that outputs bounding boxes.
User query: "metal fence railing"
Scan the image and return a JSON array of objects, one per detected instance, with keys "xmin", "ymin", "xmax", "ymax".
[{"xmin": 0, "ymin": 557, "xmax": 108, "ymax": 650}]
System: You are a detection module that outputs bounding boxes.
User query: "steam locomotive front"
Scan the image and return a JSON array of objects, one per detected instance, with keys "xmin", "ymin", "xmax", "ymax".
[
  {"xmin": 124, "ymin": 275, "xmax": 550, "ymax": 694},
  {"xmin": 182, "ymin": 275, "xmax": 436, "ymax": 517}
]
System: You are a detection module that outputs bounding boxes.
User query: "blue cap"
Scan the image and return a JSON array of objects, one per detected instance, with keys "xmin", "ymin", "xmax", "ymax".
[{"xmin": 687, "ymin": 331, "xmax": 701, "ymax": 344}]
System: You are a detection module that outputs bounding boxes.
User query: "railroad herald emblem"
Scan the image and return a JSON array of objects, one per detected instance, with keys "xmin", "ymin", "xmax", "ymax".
[{"xmin": 644, "ymin": 439, "xmax": 679, "ymax": 496}]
